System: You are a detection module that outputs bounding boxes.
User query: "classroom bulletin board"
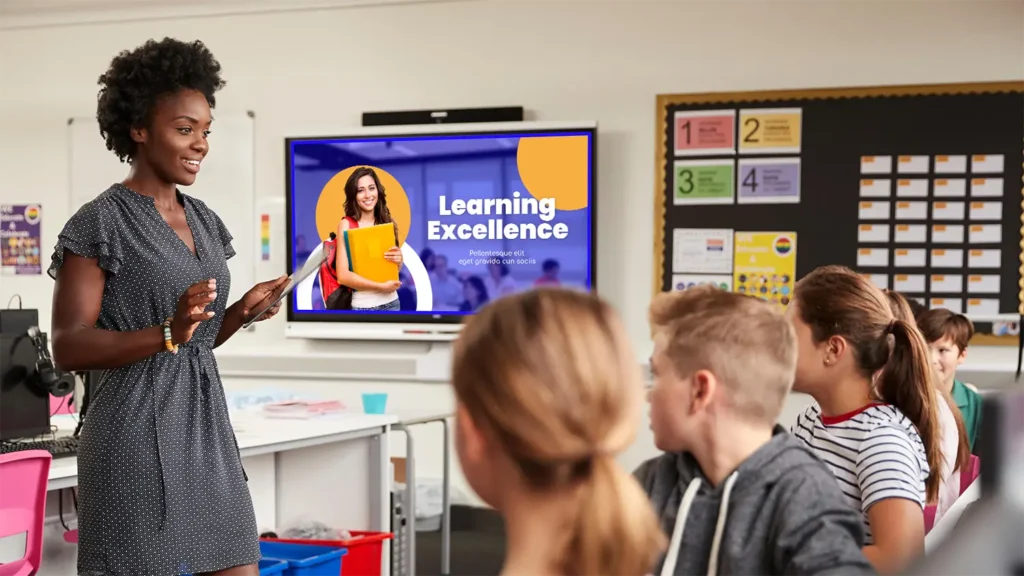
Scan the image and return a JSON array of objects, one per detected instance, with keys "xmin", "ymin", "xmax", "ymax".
[{"xmin": 653, "ymin": 82, "xmax": 1024, "ymax": 342}]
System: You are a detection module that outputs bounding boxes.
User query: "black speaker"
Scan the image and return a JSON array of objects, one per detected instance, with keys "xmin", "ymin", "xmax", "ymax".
[{"xmin": 362, "ymin": 106, "xmax": 525, "ymax": 127}]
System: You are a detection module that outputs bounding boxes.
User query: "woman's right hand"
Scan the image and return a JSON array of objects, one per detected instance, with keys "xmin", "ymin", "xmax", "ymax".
[
  {"xmin": 379, "ymin": 280, "xmax": 402, "ymax": 292},
  {"xmin": 172, "ymin": 278, "xmax": 218, "ymax": 344}
]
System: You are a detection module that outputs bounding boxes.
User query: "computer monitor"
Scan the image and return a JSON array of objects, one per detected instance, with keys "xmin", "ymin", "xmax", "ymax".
[{"xmin": 0, "ymin": 332, "xmax": 51, "ymax": 441}]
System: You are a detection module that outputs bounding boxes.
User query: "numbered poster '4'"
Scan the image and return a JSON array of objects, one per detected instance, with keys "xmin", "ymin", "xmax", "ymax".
[{"xmin": 737, "ymin": 158, "xmax": 801, "ymax": 204}]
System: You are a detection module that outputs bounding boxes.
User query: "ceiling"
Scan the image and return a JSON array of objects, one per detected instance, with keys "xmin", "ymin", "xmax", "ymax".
[{"xmin": 0, "ymin": 0, "xmax": 469, "ymax": 28}]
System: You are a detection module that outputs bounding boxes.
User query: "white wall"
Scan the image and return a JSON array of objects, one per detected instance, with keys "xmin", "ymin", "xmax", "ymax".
[{"xmin": 1, "ymin": 0, "xmax": 1022, "ymax": 512}]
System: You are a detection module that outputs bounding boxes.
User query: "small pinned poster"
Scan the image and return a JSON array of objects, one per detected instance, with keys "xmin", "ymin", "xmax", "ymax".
[
  {"xmin": 671, "ymin": 274, "xmax": 733, "ymax": 292},
  {"xmin": 733, "ymin": 232, "xmax": 797, "ymax": 307},
  {"xmin": 673, "ymin": 160, "xmax": 735, "ymax": 205},
  {"xmin": 737, "ymin": 158, "xmax": 801, "ymax": 204},
  {"xmin": 738, "ymin": 108, "xmax": 802, "ymax": 154},
  {"xmin": 673, "ymin": 110, "xmax": 736, "ymax": 156},
  {"xmin": 1, "ymin": 204, "xmax": 42, "ymax": 275}
]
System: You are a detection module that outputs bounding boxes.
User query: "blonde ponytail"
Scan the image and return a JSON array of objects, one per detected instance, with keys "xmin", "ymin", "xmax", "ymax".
[
  {"xmin": 451, "ymin": 288, "xmax": 664, "ymax": 576},
  {"xmin": 564, "ymin": 456, "xmax": 665, "ymax": 576}
]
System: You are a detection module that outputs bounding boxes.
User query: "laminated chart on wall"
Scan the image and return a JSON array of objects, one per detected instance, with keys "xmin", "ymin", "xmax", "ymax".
[{"xmin": 653, "ymin": 82, "xmax": 1024, "ymax": 322}]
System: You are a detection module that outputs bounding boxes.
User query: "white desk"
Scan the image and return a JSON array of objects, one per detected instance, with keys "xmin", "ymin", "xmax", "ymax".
[{"xmin": 37, "ymin": 411, "xmax": 398, "ymax": 576}]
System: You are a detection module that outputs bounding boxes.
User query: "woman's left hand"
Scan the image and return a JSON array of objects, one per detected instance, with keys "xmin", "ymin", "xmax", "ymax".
[
  {"xmin": 240, "ymin": 275, "xmax": 288, "ymax": 323},
  {"xmin": 384, "ymin": 247, "xmax": 403, "ymax": 266}
]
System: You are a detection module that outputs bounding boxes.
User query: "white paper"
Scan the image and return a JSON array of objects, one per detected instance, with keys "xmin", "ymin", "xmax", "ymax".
[
  {"xmin": 970, "ymin": 178, "xmax": 1003, "ymax": 198},
  {"xmin": 895, "ymin": 201, "xmax": 928, "ymax": 220},
  {"xmin": 858, "ymin": 201, "xmax": 890, "ymax": 220},
  {"xmin": 969, "ymin": 201, "xmax": 1002, "ymax": 221},
  {"xmin": 931, "ymin": 224, "xmax": 965, "ymax": 244},
  {"xmin": 934, "ymin": 178, "xmax": 967, "ymax": 198},
  {"xmin": 893, "ymin": 224, "xmax": 926, "ymax": 243},
  {"xmin": 969, "ymin": 224, "xmax": 1002, "ymax": 244},
  {"xmin": 968, "ymin": 249, "xmax": 1001, "ymax": 268},
  {"xmin": 859, "ymin": 179, "xmax": 891, "ymax": 198},
  {"xmin": 858, "ymin": 224, "xmax": 890, "ymax": 243},
  {"xmin": 967, "ymin": 274, "xmax": 1000, "ymax": 294},
  {"xmin": 930, "ymin": 274, "xmax": 963, "ymax": 293},
  {"xmin": 861, "ymin": 155, "xmax": 893, "ymax": 174},
  {"xmin": 864, "ymin": 273, "xmax": 889, "ymax": 290},
  {"xmin": 931, "ymin": 248, "xmax": 965, "ymax": 268},
  {"xmin": 672, "ymin": 228, "xmax": 734, "ymax": 274},
  {"xmin": 971, "ymin": 154, "xmax": 1005, "ymax": 174},
  {"xmin": 896, "ymin": 179, "xmax": 928, "ymax": 198},
  {"xmin": 930, "ymin": 298, "xmax": 963, "ymax": 314},
  {"xmin": 897, "ymin": 155, "xmax": 929, "ymax": 174},
  {"xmin": 857, "ymin": 248, "xmax": 889, "ymax": 268},
  {"xmin": 934, "ymin": 155, "xmax": 967, "ymax": 174},
  {"xmin": 893, "ymin": 274, "xmax": 926, "ymax": 292},
  {"xmin": 893, "ymin": 248, "xmax": 927, "ymax": 267},
  {"xmin": 966, "ymin": 298, "xmax": 1000, "ymax": 315},
  {"xmin": 932, "ymin": 201, "xmax": 966, "ymax": 221},
  {"xmin": 671, "ymin": 274, "xmax": 733, "ymax": 292}
]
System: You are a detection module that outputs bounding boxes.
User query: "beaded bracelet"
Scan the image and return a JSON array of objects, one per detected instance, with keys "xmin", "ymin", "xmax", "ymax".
[{"xmin": 162, "ymin": 317, "xmax": 178, "ymax": 354}]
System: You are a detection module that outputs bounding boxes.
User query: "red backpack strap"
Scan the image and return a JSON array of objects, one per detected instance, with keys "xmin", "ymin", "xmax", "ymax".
[{"xmin": 343, "ymin": 216, "xmax": 359, "ymax": 229}]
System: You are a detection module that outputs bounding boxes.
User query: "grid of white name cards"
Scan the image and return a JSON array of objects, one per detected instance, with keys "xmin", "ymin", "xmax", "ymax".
[{"xmin": 856, "ymin": 153, "xmax": 1006, "ymax": 316}]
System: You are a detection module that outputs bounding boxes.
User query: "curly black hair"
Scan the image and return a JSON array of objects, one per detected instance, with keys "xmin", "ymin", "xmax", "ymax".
[{"xmin": 96, "ymin": 38, "xmax": 226, "ymax": 163}]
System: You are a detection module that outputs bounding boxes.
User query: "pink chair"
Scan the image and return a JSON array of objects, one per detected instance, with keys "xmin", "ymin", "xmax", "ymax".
[
  {"xmin": 0, "ymin": 450, "xmax": 52, "ymax": 576},
  {"xmin": 924, "ymin": 504, "xmax": 938, "ymax": 533},
  {"xmin": 960, "ymin": 454, "xmax": 980, "ymax": 494}
]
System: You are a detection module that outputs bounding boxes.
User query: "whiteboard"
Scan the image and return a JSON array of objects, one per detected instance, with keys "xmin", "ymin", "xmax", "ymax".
[{"xmin": 68, "ymin": 111, "xmax": 256, "ymax": 304}]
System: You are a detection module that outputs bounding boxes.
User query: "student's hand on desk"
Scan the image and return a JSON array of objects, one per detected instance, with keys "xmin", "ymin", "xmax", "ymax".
[
  {"xmin": 240, "ymin": 275, "xmax": 288, "ymax": 323},
  {"xmin": 384, "ymin": 246, "xmax": 403, "ymax": 266}
]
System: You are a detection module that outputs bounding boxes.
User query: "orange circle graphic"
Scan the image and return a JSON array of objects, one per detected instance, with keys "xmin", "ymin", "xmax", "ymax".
[
  {"xmin": 314, "ymin": 166, "xmax": 412, "ymax": 245},
  {"xmin": 515, "ymin": 135, "xmax": 590, "ymax": 211}
]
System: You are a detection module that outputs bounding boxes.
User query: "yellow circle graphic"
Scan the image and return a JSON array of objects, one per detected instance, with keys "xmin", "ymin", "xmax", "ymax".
[
  {"xmin": 515, "ymin": 135, "xmax": 590, "ymax": 211},
  {"xmin": 314, "ymin": 166, "xmax": 412, "ymax": 245}
]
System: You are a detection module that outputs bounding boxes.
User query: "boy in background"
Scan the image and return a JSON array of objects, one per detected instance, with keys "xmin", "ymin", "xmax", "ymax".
[
  {"xmin": 635, "ymin": 286, "xmax": 874, "ymax": 576},
  {"xmin": 916, "ymin": 308, "xmax": 984, "ymax": 452}
]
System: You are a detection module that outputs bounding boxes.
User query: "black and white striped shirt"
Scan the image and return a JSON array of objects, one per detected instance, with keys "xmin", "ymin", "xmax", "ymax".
[{"xmin": 792, "ymin": 403, "xmax": 929, "ymax": 544}]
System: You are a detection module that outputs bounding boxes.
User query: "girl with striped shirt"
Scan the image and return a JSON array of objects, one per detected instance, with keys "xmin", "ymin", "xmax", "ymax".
[{"xmin": 785, "ymin": 266, "xmax": 945, "ymax": 575}]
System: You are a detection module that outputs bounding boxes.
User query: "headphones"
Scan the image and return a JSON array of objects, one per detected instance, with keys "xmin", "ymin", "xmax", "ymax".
[{"xmin": 26, "ymin": 326, "xmax": 75, "ymax": 398}]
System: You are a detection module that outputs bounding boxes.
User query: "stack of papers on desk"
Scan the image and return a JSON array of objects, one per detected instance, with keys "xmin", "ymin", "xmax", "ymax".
[{"xmin": 263, "ymin": 399, "xmax": 346, "ymax": 419}]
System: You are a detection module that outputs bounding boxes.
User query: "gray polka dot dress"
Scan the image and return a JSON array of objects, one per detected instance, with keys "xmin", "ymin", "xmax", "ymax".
[{"xmin": 48, "ymin": 183, "xmax": 260, "ymax": 576}]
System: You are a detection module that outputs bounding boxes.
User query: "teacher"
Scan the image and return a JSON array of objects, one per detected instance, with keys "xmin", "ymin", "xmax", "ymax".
[{"xmin": 49, "ymin": 38, "xmax": 285, "ymax": 576}]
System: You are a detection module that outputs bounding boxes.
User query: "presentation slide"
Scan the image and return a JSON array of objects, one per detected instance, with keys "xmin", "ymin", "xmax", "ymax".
[{"xmin": 287, "ymin": 128, "xmax": 594, "ymax": 318}]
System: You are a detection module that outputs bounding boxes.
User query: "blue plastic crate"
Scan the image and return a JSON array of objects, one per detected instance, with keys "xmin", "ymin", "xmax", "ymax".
[
  {"xmin": 258, "ymin": 558, "xmax": 289, "ymax": 575},
  {"xmin": 259, "ymin": 540, "xmax": 348, "ymax": 576},
  {"xmin": 181, "ymin": 558, "xmax": 288, "ymax": 576}
]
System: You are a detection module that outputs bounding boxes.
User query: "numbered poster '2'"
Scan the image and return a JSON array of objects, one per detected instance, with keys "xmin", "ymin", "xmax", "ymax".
[{"xmin": 654, "ymin": 82, "xmax": 1024, "ymax": 321}]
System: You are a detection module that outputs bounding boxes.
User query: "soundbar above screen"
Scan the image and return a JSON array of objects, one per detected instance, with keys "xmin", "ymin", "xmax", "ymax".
[{"xmin": 285, "ymin": 121, "xmax": 597, "ymax": 330}]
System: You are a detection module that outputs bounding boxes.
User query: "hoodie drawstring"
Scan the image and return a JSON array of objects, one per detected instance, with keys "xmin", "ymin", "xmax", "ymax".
[{"xmin": 658, "ymin": 471, "xmax": 740, "ymax": 576}]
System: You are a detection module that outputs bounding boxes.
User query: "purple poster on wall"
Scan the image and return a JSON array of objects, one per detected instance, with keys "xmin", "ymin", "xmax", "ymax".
[{"xmin": 1, "ymin": 204, "xmax": 42, "ymax": 275}]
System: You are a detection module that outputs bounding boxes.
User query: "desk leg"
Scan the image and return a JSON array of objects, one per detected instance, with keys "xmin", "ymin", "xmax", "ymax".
[
  {"xmin": 371, "ymin": 427, "xmax": 391, "ymax": 576},
  {"xmin": 404, "ymin": 428, "xmax": 417, "ymax": 576},
  {"xmin": 441, "ymin": 419, "xmax": 451, "ymax": 576}
]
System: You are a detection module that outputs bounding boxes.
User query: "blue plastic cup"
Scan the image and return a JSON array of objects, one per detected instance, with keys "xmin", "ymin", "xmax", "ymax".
[{"xmin": 362, "ymin": 393, "xmax": 388, "ymax": 414}]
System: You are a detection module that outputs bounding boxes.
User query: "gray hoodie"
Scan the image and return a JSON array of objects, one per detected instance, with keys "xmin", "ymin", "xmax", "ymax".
[{"xmin": 633, "ymin": 426, "xmax": 876, "ymax": 576}]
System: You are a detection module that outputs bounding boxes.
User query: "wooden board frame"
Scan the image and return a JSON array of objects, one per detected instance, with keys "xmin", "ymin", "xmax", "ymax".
[{"xmin": 653, "ymin": 81, "xmax": 1024, "ymax": 344}]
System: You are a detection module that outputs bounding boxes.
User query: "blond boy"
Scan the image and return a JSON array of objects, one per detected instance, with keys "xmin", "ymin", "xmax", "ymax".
[{"xmin": 634, "ymin": 286, "xmax": 874, "ymax": 576}]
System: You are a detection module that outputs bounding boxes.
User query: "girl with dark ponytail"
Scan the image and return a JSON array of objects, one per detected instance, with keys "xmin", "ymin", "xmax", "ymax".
[{"xmin": 787, "ymin": 266, "xmax": 939, "ymax": 575}]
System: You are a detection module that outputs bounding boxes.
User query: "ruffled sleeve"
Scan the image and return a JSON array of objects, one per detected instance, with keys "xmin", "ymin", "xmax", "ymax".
[
  {"xmin": 213, "ymin": 211, "xmax": 236, "ymax": 261},
  {"xmin": 47, "ymin": 198, "xmax": 123, "ymax": 279}
]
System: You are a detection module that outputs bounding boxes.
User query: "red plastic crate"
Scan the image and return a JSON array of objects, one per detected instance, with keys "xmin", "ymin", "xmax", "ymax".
[{"xmin": 261, "ymin": 531, "xmax": 393, "ymax": 576}]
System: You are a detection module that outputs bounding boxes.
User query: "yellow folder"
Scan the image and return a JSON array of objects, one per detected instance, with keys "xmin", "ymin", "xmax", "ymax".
[{"xmin": 343, "ymin": 222, "xmax": 399, "ymax": 284}]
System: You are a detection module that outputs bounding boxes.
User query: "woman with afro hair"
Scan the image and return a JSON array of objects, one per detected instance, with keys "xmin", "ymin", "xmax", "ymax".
[{"xmin": 49, "ymin": 38, "xmax": 284, "ymax": 576}]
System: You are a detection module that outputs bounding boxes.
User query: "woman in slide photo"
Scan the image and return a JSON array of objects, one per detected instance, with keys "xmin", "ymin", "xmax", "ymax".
[
  {"xmin": 333, "ymin": 166, "xmax": 404, "ymax": 311},
  {"xmin": 49, "ymin": 38, "xmax": 287, "ymax": 576}
]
